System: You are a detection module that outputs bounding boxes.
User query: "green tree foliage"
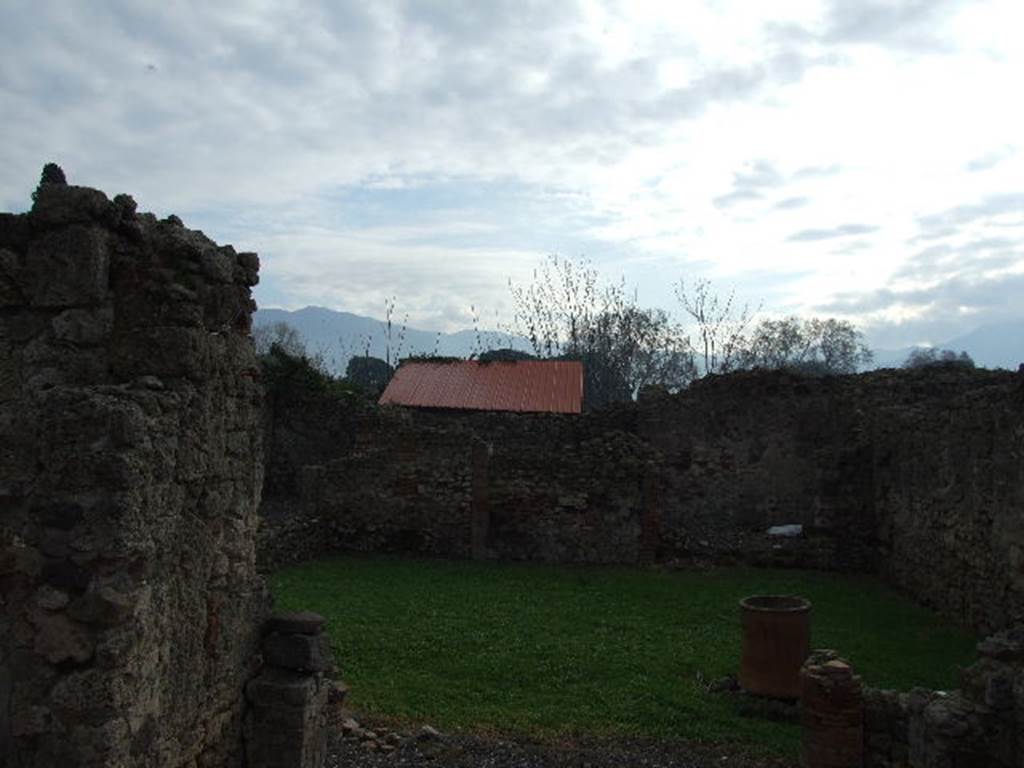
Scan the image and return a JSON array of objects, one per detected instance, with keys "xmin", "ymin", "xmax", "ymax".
[
  {"xmin": 738, "ymin": 316, "xmax": 874, "ymax": 374},
  {"xmin": 903, "ymin": 348, "xmax": 975, "ymax": 369},
  {"xmin": 259, "ymin": 343, "xmax": 352, "ymax": 400},
  {"xmin": 478, "ymin": 348, "xmax": 537, "ymax": 363},
  {"xmin": 346, "ymin": 355, "xmax": 394, "ymax": 395},
  {"xmin": 256, "ymin": 323, "xmax": 359, "ymax": 400},
  {"xmin": 32, "ymin": 162, "xmax": 68, "ymax": 202},
  {"xmin": 509, "ymin": 255, "xmax": 695, "ymax": 409}
]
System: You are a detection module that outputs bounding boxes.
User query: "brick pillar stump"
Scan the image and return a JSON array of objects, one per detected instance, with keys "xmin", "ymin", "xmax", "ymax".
[
  {"xmin": 800, "ymin": 650, "xmax": 864, "ymax": 768},
  {"xmin": 245, "ymin": 612, "xmax": 333, "ymax": 768}
]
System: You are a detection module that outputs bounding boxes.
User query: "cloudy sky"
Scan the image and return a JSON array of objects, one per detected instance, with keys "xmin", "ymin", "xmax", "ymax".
[{"xmin": 3, "ymin": 0, "xmax": 1022, "ymax": 348}]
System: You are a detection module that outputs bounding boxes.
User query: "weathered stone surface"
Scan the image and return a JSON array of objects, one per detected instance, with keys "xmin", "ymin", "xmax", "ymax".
[
  {"xmin": 264, "ymin": 611, "xmax": 327, "ymax": 636},
  {"xmin": 246, "ymin": 667, "xmax": 318, "ymax": 708},
  {"xmin": 863, "ymin": 628, "xmax": 1024, "ymax": 768},
  {"xmin": 800, "ymin": 651, "xmax": 863, "ymax": 768},
  {"xmin": 977, "ymin": 627, "xmax": 1024, "ymax": 661},
  {"xmin": 28, "ymin": 184, "xmax": 113, "ymax": 229},
  {"xmin": 33, "ymin": 585, "xmax": 70, "ymax": 611},
  {"xmin": 0, "ymin": 173, "xmax": 268, "ymax": 768},
  {"xmin": 67, "ymin": 586, "xmax": 137, "ymax": 627},
  {"xmin": 31, "ymin": 612, "xmax": 94, "ymax": 664},
  {"xmin": 260, "ymin": 366, "xmax": 1024, "ymax": 637},
  {"xmin": 0, "ymin": 247, "xmax": 23, "ymax": 306},
  {"xmin": 25, "ymin": 225, "xmax": 110, "ymax": 307},
  {"xmin": 262, "ymin": 631, "xmax": 332, "ymax": 673},
  {"xmin": 51, "ymin": 307, "xmax": 114, "ymax": 346},
  {"xmin": 245, "ymin": 668, "xmax": 329, "ymax": 768}
]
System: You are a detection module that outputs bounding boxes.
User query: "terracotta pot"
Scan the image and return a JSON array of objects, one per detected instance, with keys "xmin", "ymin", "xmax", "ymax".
[{"xmin": 738, "ymin": 594, "xmax": 811, "ymax": 699}]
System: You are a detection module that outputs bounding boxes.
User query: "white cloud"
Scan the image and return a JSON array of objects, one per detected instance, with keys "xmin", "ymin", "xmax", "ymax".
[{"xmin": 2, "ymin": 0, "xmax": 1022, "ymax": 347}]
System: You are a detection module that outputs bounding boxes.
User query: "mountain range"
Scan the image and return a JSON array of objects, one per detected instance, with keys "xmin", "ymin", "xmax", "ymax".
[
  {"xmin": 254, "ymin": 306, "xmax": 529, "ymax": 373},
  {"xmin": 255, "ymin": 306, "xmax": 1023, "ymax": 374},
  {"xmin": 872, "ymin": 321, "xmax": 1023, "ymax": 371}
]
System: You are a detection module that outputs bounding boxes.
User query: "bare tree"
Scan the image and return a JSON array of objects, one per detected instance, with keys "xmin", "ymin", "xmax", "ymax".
[
  {"xmin": 675, "ymin": 278, "xmax": 758, "ymax": 374},
  {"xmin": 510, "ymin": 255, "xmax": 695, "ymax": 407},
  {"xmin": 381, "ymin": 297, "xmax": 409, "ymax": 368}
]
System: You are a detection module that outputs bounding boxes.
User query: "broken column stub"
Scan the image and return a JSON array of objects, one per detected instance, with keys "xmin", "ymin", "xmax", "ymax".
[
  {"xmin": 800, "ymin": 650, "xmax": 864, "ymax": 768},
  {"xmin": 262, "ymin": 631, "xmax": 332, "ymax": 673},
  {"xmin": 245, "ymin": 612, "xmax": 333, "ymax": 768}
]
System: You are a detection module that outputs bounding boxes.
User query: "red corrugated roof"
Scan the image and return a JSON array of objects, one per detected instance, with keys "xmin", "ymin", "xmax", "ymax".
[{"xmin": 379, "ymin": 360, "xmax": 583, "ymax": 414}]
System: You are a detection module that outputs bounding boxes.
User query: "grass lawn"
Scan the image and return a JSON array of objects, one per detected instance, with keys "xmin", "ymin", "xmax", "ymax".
[{"xmin": 270, "ymin": 555, "xmax": 976, "ymax": 755}]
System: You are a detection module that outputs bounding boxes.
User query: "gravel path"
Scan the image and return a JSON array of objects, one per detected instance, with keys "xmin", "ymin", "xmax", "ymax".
[{"xmin": 325, "ymin": 715, "xmax": 798, "ymax": 768}]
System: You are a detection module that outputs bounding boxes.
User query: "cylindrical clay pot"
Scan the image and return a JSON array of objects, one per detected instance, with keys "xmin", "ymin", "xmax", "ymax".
[{"xmin": 738, "ymin": 594, "xmax": 812, "ymax": 699}]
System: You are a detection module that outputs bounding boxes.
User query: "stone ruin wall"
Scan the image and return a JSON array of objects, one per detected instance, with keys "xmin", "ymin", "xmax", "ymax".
[
  {"xmin": 801, "ymin": 628, "xmax": 1024, "ymax": 767},
  {"xmin": 645, "ymin": 368, "xmax": 1024, "ymax": 633},
  {"xmin": 262, "ymin": 367, "xmax": 1024, "ymax": 635},
  {"xmin": 869, "ymin": 371, "xmax": 1024, "ymax": 635},
  {"xmin": 261, "ymin": 403, "xmax": 654, "ymax": 569},
  {"xmin": 639, "ymin": 373, "xmax": 879, "ymax": 572},
  {"xmin": 0, "ymin": 181, "xmax": 267, "ymax": 766}
]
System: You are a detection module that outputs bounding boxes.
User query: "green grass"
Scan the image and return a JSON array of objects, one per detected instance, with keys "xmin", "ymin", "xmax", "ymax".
[{"xmin": 271, "ymin": 555, "xmax": 976, "ymax": 754}]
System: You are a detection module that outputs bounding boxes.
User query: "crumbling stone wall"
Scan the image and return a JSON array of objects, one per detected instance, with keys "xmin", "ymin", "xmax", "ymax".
[
  {"xmin": 639, "ymin": 374, "xmax": 879, "ymax": 572},
  {"xmin": 860, "ymin": 627, "xmax": 1023, "ymax": 767},
  {"xmin": 262, "ymin": 374, "xmax": 377, "ymax": 499},
  {"xmin": 869, "ymin": 370, "xmax": 1024, "ymax": 634},
  {"xmin": 0, "ymin": 178, "xmax": 267, "ymax": 766},
  {"xmin": 259, "ymin": 405, "xmax": 657, "ymax": 569},
  {"xmin": 643, "ymin": 368, "xmax": 1024, "ymax": 633},
  {"xmin": 261, "ymin": 366, "xmax": 1023, "ymax": 634}
]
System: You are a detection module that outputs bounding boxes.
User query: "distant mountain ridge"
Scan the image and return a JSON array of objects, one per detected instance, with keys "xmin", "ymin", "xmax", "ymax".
[
  {"xmin": 872, "ymin": 321, "xmax": 1024, "ymax": 371},
  {"xmin": 255, "ymin": 306, "xmax": 1024, "ymax": 374},
  {"xmin": 254, "ymin": 306, "xmax": 528, "ymax": 373}
]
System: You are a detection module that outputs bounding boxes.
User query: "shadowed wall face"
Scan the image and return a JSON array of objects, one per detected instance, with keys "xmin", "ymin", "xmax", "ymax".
[
  {"xmin": 0, "ymin": 181, "xmax": 267, "ymax": 767},
  {"xmin": 262, "ymin": 367, "xmax": 1024, "ymax": 635}
]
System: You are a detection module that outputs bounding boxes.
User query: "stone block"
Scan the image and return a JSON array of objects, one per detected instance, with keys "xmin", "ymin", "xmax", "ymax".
[
  {"xmin": 200, "ymin": 248, "xmax": 234, "ymax": 283},
  {"xmin": 25, "ymin": 226, "xmax": 110, "ymax": 307},
  {"xmin": 11, "ymin": 705, "xmax": 52, "ymax": 737},
  {"xmin": 0, "ymin": 544, "xmax": 43, "ymax": 577},
  {"xmin": 245, "ymin": 669, "xmax": 328, "ymax": 768},
  {"xmin": 48, "ymin": 668, "xmax": 129, "ymax": 725},
  {"xmin": 31, "ymin": 611, "xmax": 94, "ymax": 664},
  {"xmin": 0, "ymin": 247, "xmax": 23, "ymax": 306},
  {"xmin": 0, "ymin": 212, "xmax": 30, "ymax": 250},
  {"xmin": 52, "ymin": 307, "xmax": 114, "ymax": 346},
  {"xmin": 34, "ymin": 585, "xmax": 70, "ymax": 610},
  {"xmin": 40, "ymin": 559, "xmax": 92, "ymax": 592},
  {"xmin": 29, "ymin": 184, "xmax": 113, "ymax": 229},
  {"xmin": 111, "ymin": 326, "xmax": 213, "ymax": 381},
  {"xmin": 235, "ymin": 252, "xmax": 259, "ymax": 286},
  {"xmin": 262, "ymin": 631, "xmax": 332, "ymax": 673},
  {"xmin": 246, "ymin": 668, "xmax": 319, "ymax": 708},
  {"xmin": 68, "ymin": 586, "xmax": 137, "ymax": 627},
  {"xmin": 977, "ymin": 627, "xmax": 1024, "ymax": 662},
  {"xmin": 264, "ymin": 611, "xmax": 327, "ymax": 636}
]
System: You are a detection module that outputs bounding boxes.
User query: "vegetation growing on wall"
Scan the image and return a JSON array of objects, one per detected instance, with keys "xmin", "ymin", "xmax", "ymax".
[{"xmin": 260, "ymin": 343, "xmax": 365, "ymax": 402}]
